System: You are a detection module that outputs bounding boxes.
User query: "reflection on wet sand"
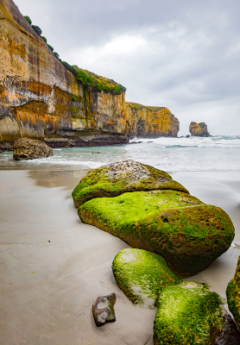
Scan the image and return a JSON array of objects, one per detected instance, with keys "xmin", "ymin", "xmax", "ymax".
[{"xmin": 28, "ymin": 170, "xmax": 89, "ymax": 196}]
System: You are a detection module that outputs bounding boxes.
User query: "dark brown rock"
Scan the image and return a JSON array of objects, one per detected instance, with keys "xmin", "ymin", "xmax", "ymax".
[
  {"xmin": 92, "ymin": 293, "xmax": 116, "ymax": 327},
  {"xmin": 215, "ymin": 314, "xmax": 240, "ymax": 345},
  {"xmin": 13, "ymin": 137, "xmax": 53, "ymax": 160}
]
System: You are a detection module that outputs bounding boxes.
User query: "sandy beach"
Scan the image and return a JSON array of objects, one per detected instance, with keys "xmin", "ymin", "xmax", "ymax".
[{"xmin": 0, "ymin": 169, "xmax": 240, "ymax": 345}]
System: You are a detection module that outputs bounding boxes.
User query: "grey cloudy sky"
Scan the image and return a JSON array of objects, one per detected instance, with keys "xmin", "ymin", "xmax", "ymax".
[{"xmin": 15, "ymin": 0, "xmax": 240, "ymax": 135}]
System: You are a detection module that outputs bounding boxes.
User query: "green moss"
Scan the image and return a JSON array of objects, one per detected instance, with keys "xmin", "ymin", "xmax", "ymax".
[
  {"xmin": 154, "ymin": 282, "xmax": 223, "ymax": 345},
  {"xmin": 24, "ymin": 16, "xmax": 32, "ymax": 25},
  {"xmin": 198, "ymin": 122, "xmax": 206, "ymax": 127},
  {"xmin": 227, "ymin": 256, "xmax": 240, "ymax": 328},
  {"xmin": 40, "ymin": 36, "xmax": 47, "ymax": 43},
  {"xmin": 112, "ymin": 248, "xmax": 181, "ymax": 308},
  {"xmin": 72, "ymin": 160, "xmax": 189, "ymax": 208},
  {"xmin": 79, "ymin": 190, "xmax": 234, "ymax": 275}
]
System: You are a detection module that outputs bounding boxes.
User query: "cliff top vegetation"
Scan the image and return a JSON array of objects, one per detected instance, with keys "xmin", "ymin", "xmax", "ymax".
[
  {"xmin": 73, "ymin": 66, "xmax": 126, "ymax": 95},
  {"xmin": 23, "ymin": 16, "xmax": 126, "ymax": 96},
  {"xmin": 198, "ymin": 122, "xmax": 207, "ymax": 127},
  {"xmin": 127, "ymin": 102, "xmax": 165, "ymax": 113}
]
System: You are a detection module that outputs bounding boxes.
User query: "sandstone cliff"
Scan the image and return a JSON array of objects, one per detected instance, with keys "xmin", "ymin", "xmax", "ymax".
[
  {"xmin": 0, "ymin": 0, "xmax": 179, "ymax": 149},
  {"xmin": 189, "ymin": 122, "xmax": 210, "ymax": 137}
]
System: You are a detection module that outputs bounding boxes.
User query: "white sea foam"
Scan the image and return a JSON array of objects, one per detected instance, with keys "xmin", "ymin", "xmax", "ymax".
[
  {"xmin": 130, "ymin": 135, "xmax": 240, "ymax": 148},
  {"xmin": 1, "ymin": 135, "xmax": 240, "ymax": 172}
]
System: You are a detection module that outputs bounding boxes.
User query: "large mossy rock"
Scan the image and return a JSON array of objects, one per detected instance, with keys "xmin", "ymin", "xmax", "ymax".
[
  {"xmin": 79, "ymin": 190, "xmax": 234, "ymax": 276},
  {"xmin": 226, "ymin": 256, "xmax": 240, "ymax": 329},
  {"xmin": 154, "ymin": 282, "xmax": 224, "ymax": 345},
  {"xmin": 72, "ymin": 160, "xmax": 189, "ymax": 208},
  {"xmin": 13, "ymin": 137, "xmax": 53, "ymax": 160},
  {"xmin": 112, "ymin": 248, "xmax": 181, "ymax": 309}
]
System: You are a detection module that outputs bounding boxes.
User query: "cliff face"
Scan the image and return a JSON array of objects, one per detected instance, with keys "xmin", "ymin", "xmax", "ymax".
[
  {"xmin": 189, "ymin": 122, "xmax": 210, "ymax": 137},
  {"xmin": 0, "ymin": 0, "xmax": 179, "ymax": 149},
  {"xmin": 125, "ymin": 103, "xmax": 179, "ymax": 138}
]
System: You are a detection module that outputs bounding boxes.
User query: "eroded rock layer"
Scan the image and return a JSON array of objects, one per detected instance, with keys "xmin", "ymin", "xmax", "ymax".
[{"xmin": 0, "ymin": 0, "xmax": 180, "ymax": 150}]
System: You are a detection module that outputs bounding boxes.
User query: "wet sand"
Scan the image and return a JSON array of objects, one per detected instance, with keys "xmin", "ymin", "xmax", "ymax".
[{"xmin": 0, "ymin": 170, "xmax": 240, "ymax": 344}]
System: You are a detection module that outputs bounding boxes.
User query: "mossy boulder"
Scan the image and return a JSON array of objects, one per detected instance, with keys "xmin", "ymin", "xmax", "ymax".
[
  {"xmin": 72, "ymin": 160, "xmax": 189, "ymax": 208},
  {"xmin": 79, "ymin": 190, "xmax": 234, "ymax": 276},
  {"xmin": 154, "ymin": 282, "xmax": 224, "ymax": 345},
  {"xmin": 226, "ymin": 256, "xmax": 240, "ymax": 329},
  {"xmin": 112, "ymin": 248, "xmax": 181, "ymax": 309}
]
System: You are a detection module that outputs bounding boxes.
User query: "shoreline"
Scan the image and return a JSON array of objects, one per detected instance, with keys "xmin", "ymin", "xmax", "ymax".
[{"xmin": 0, "ymin": 169, "xmax": 240, "ymax": 344}]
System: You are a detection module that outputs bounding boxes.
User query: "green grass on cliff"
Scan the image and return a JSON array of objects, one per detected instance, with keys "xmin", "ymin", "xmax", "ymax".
[
  {"xmin": 24, "ymin": 16, "xmax": 32, "ymax": 25},
  {"xmin": 127, "ymin": 102, "xmax": 164, "ymax": 113},
  {"xmin": 73, "ymin": 66, "xmax": 126, "ymax": 95}
]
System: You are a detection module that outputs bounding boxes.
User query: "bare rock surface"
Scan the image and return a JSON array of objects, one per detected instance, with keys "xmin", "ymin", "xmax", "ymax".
[
  {"xmin": 13, "ymin": 137, "xmax": 53, "ymax": 160},
  {"xmin": 92, "ymin": 293, "xmax": 116, "ymax": 327}
]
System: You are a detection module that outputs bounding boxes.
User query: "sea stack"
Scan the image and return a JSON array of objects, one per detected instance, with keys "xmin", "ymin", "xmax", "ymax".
[{"xmin": 189, "ymin": 122, "xmax": 210, "ymax": 137}]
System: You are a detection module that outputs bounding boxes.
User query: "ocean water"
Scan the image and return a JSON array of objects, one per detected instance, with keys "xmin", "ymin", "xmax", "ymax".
[{"xmin": 1, "ymin": 135, "xmax": 240, "ymax": 171}]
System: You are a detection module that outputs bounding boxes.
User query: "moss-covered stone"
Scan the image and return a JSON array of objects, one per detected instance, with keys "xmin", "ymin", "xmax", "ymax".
[
  {"xmin": 72, "ymin": 160, "xmax": 189, "ymax": 208},
  {"xmin": 154, "ymin": 282, "xmax": 224, "ymax": 345},
  {"xmin": 112, "ymin": 248, "xmax": 181, "ymax": 309},
  {"xmin": 79, "ymin": 190, "xmax": 234, "ymax": 276},
  {"xmin": 226, "ymin": 256, "xmax": 240, "ymax": 329}
]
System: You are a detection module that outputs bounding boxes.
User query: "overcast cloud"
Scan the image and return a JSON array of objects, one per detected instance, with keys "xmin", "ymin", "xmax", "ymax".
[{"xmin": 14, "ymin": 0, "xmax": 240, "ymax": 135}]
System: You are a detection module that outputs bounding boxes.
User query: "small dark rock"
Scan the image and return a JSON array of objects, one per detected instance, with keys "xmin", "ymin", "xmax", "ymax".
[
  {"xmin": 92, "ymin": 293, "xmax": 116, "ymax": 327},
  {"xmin": 185, "ymin": 135, "xmax": 190, "ymax": 138},
  {"xmin": 215, "ymin": 314, "xmax": 240, "ymax": 345},
  {"xmin": 129, "ymin": 141, "xmax": 142, "ymax": 145}
]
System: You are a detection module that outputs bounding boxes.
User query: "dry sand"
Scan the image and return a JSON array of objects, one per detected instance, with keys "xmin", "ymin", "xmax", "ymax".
[{"xmin": 0, "ymin": 169, "xmax": 240, "ymax": 344}]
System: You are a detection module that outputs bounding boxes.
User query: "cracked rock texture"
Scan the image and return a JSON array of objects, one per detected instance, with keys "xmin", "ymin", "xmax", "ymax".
[{"xmin": 0, "ymin": 0, "xmax": 179, "ymax": 150}]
